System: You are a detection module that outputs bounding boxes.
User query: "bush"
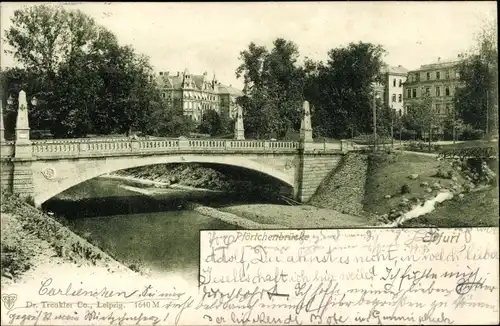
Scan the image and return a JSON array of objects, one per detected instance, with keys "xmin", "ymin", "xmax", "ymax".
[
  {"xmin": 460, "ymin": 125, "xmax": 484, "ymax": 140},
  {"xmin": 400, "ymin": 129, "xmax": 418, "ymax": 141},
  {"xmin": 401, "ymin": 183, "xmax": 411, "ymax": 194},
  {"xmin": 1, "ymin": 243, "xmax": 32, "ymax": 278},
  {"xmin": 352, "ymin": 134, "xmax": 392, "ymax": 145}
]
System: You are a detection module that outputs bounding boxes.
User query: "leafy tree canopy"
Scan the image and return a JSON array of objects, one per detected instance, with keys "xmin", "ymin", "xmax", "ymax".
[
  {"xmin": 455, "ymin": 19, "xmax": 498, "ymax": 135},
  {"xmin": 2, "ymin": 4, "xmax": 189, "ymax": 139}
]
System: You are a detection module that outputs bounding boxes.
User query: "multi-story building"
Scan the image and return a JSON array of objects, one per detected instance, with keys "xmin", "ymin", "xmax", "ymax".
[
  {"xmin": 381, "ymin": 65, "xmax": 409, "ymax": 115},
  {"xmin": 154, "ymin": 69, "xmax": 243, "ymax": 122},
  {"xmin": 403, "ymin": 58, "xmax": 464, "ymax": 118},
  {"xmin": 218, "ymin": 84, "xmax": 244, "ymax": 119}
]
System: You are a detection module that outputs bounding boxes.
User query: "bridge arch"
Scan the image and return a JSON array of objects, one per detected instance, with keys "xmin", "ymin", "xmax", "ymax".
[{"xmin": 33, "ymin": 154, "xmax": 295, "ymax": 207}]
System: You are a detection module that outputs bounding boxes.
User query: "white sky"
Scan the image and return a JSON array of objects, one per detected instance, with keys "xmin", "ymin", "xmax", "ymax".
[{"xmin": 1, "ymin": 1, "xmax": 497, "ymax": 89}]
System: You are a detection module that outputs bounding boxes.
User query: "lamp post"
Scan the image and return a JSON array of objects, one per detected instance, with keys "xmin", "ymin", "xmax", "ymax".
[
  {"xmin": 372, "ymin": 91, "xmax": 380, "ymax": 152},
  {"xmin": 390, "ymin": 106, "xmax": 395, "ymax": 149},
  {"xmin": 486, "ymin": 89, "xmax": 489, "ymax": 138},
  {"xmin": 452, "ymin": 105, "xmax": 456, "ymax": 144}
]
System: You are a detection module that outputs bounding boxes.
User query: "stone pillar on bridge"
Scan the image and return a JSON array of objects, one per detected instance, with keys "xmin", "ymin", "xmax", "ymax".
[
  {"xmin": 12, "ymin": 90, "xmax": 34, "ymax": 199},
  {"xmin": 0, "ymin": 99, "xmax": 5, "ymax": 142},
  {"xmin": 234, "ymin": 105, "xmax": 245, "ymax": 140},
  {"xmin": 299, "ymin": 100, "xmax": 313, "ymax": 142}
]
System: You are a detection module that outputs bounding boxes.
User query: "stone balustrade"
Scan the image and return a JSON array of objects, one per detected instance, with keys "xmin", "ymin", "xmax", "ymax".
[
  {"xmin": 1, "ymin": 137, "xmax": 354, "ymax": 160},
  {"xmin": 23, "ymin": 137, "xmax": 311, "ymax": 159}
]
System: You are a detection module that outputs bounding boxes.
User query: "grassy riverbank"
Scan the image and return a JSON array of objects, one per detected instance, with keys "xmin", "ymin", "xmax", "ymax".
[
  {"xmin": 401, "ymin": 186, "xmax": 499, "ymax": 228},
  {"xmin": 363, "ymin": 150, "xmax": 498, "ymax": 226},
  {"xmin": 1, "ymin": 192, "xmax": 128, "ymax": 286},
  {"xmin": 363, "ymin": 151, "xmax": 470, "ymax": 214}
]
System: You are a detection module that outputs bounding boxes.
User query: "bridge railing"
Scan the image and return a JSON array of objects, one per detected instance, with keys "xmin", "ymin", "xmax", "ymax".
[{"xmin": 30, "ymin": 138, "xmax": 303, "ymax": 158}]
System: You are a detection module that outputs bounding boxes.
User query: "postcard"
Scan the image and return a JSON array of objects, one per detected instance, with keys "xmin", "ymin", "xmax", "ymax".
[{"xmin": 1, "ymin": 1, "xmax": 498, "ymax": 325}]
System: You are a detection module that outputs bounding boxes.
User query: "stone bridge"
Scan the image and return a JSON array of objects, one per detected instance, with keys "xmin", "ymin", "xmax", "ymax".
[{"xmin": 1, "ymin": 91, "xmax": 353, "ymax": 207}]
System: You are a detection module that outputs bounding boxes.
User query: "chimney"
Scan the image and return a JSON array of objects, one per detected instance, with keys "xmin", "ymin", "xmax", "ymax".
[
  {"xmin": 177, "ymin": 71, "xmax": 180, "ymax": 77},
  {"xmin": 438, "ymin": 57, "xmax": 441, "ymax": 62},
  {"xmin": 398, "ymin": 65, "xmax": 402, "ymax": 67},
  {"xmin": 159, "ymin": 72, "xmax": 163, "ymax": 76}
]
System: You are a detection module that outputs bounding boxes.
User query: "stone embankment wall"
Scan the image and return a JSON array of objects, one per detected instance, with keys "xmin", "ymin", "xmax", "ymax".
[
  {"xmin": 308, "ymin": 153, "xmax": 369, "ymax": 216},
  {"xmin": 298, "ymin": 154, "xmax": 342, "ymax": 202}
]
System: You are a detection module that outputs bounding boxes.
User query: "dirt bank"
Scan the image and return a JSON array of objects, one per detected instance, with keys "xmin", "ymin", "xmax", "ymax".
[
  {"xmin": 221, "ymin": 204, "xmax": 376, "ymax": 228},
  {"xmin": 1, "ymin": 192, "xmax": 130, "ymax": 288}
]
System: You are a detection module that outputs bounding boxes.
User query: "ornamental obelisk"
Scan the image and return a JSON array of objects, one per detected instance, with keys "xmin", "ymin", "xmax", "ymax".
[
  {"xmin": 15, "ymin": 90, "xmax": 32, "ymax": 157},
  {"xmin": 0, "ymin": 99, "xmax": 5, "ymax": 142},
  {"xmin": 12, "ymin": 90, "xmax": 34, "ymax": 200},
  {"xmin": 234, "ymin": 106, "xmax": 245, "ymax": 140},
  {"xmin": 300, "ymin": 100, "xmax": 313, "ymax": 142}
]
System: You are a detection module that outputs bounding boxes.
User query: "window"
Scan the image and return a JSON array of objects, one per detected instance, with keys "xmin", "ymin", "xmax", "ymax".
[
  {"xmin": 445, "ymin": 103, "xmax": 451, "ymax": 114},
  {"xmin": 445, "ymin": 87, "xmax": 450, "ymax": 96},
  {"xmin": 426, "ymin": 72, "xmax": 431, "ymax": 80},
  {"xmin": 435, "ymin": 104, "xmax": 441, "ymax": 113},
  {"xmin": 436, "ymin": 87, "xmax": 441, "ymax": 97},
  {"xmin": 393, "ymin": 79, "xmax": 396, "ymax": 87},
  {"xmin": 398, "ymin": 94, "xmax": 402, "ymax": 102},
  {"xmin": 455, "ymin": 71, "xmax": 460, "ymax": 78},
  {"xmin": 436, "ymin": 71, "xmax": 441, "ymax": 80},
  {"xmin": 416, "ymin": 73, "xmax": 420, "ymax": 82},
  {"xmin": 446, "ymin": 70, "xmax": 450, "ymax": 79},
  {"xmin": 407, "ymin": 89, "xmax": 411, "ymax": 98},
  {"xmin": 162, "ymin": 93, "xmax": 165, "ymax": 98},
  {"xmin": 399, "ymin": 79, "xmax": 403, "ymax": 87},
  {"xmin": 425, "ymin": 87, "xmax": 430, "ymax": 95},
  {"xmin": 412, "ymin": 88, "xmax": 417, "ymax": 98},
  {"xmin": 392, "ymin": 94, "xmax": 396, "ymax": 102}
]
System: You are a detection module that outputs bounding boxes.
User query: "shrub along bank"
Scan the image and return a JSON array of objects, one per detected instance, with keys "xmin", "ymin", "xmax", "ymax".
[{"xmin": 1, "ymin": 192, "xmax": 127, "ymax": 282}]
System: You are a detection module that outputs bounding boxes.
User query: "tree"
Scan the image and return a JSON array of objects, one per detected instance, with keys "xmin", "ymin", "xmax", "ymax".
[
  {"xmin": 406, "ymin": 91, "xmax": 441, "ymax": 149},
  {"xmin": 146, "ymin": 105, "xmax": 195, "ymax": 138},
  {"xmin": 235, "ymin": 38, "xmax": 305, "ymax": 139},
  {"xmin": 454, "ymin": 19, "xmax": 498, "ymax": 137},
  {"xmin": 236, "ymin": 42, "xmax": 268, "ymax": 94},
  {"xmin": 3, "ymin": 4, "xmax": 99, "ymax": 76},
  {"xmin": 262, "ymin": 39, "xmax": 305, "ymax": 138},
  {"xmin": 3, "ymin": 4, "xmax": 164, "ymax": 138},
  {"xmin": 304, "ymin": 42, "xmax": 387, "ymax": 138},
  {"xmin": 198, "ymin": 110, "xmax": 221, "ymax": 136}
]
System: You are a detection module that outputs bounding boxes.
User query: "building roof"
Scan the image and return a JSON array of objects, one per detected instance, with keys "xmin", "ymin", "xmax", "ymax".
[
  {"xmin": 382, "ymin": 64, "xmax": 409, "ymax": 75},
  {"xmin": 218, "ymin": 84, "xmax": 244, "ymax": 96},
  {"xmin": 419, "ymin": 59, "xmax": 462, "ymax": 70},
  {"xmin": 154, "ymin": 71, "xmax": 242, "ymax": 96}
]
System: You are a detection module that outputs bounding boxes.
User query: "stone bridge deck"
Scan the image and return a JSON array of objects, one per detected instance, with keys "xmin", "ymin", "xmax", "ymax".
[{"xmin": 1, "ymin": 137, "xmax": 350, "ymax": 159}]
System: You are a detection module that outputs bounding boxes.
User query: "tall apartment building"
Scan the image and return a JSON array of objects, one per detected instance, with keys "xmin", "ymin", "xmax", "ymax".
[
  {"xmin": 154, "ymin": 69, "xmax": 243, "ymax": 122},
  {"xmin": 382, "ymin": 65, "xmax": 409, "ymax": 115},
  {"xmin": 403, "ymin": 58, "xmax": 464, "ymax": 118},
  {"xmin": 371, "ymin": 64, "xmax": 409, "ymax": 115}
]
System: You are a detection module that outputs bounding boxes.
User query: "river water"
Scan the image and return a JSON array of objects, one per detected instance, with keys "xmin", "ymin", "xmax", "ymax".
[{"xmin": 41, "ymin": 178, "xmax": 269, "ymax": 279}]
